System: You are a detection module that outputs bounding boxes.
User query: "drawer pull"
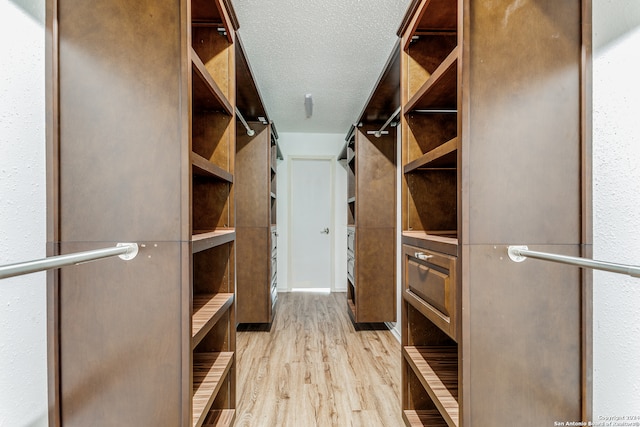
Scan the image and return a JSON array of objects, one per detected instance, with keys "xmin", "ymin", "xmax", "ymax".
[{"xmin": 414, "ymin": 252, "xmax": 433, "ymax": 261}]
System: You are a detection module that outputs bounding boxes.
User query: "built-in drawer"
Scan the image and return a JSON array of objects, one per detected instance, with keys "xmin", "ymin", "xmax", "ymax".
[
  {"xmin": 347, "ymin": 228, "xmax": 355, "ymax": 253},
  {"xmin": 271, "ymin": 229, "xmax": 277, "ymax": 255},
  {"xmin": 403, "ymin": 244, "xmax": 457, "ymax": 340},
  {"xmin": 271, "ymin": 255, "xmax": 277, "ymax": 280}
]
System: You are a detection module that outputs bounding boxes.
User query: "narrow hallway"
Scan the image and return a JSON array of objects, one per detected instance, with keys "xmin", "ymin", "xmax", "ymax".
[{"xmin": 236, "ymin": 292, "xmax": 402, "ymax": 426}]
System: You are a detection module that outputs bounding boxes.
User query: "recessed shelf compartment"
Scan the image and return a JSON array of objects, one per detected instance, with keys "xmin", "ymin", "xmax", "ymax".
[
  {"xmin": 405, "ymin": 48, "xmax": 458, "ymax": 113},
  {"xmin": 192, "ymin": 293, "xmax": 234, "ymax": 347},
  {"xmin": 191, "ymin": 48, "xmax": 232, "ymax": 115},
  {"xmin": 192, "ymin": 152, "xmax": 234, "ymax": 182},
  {"xmin": 405, "ymin": 170, "xmax": 457, "ymax": 234},
  {"xmin": 403, "ymin": 346, "xmax": 459, "ymax": 427},
  {"xmin": 192, "ymin": 177, "xmax": 232, "ymax": 232},
  {"xmin": 192, "ymin": 352, "xmax": 234, "ymax": 427}
]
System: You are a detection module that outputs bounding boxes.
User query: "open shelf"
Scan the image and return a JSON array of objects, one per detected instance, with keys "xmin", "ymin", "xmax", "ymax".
[
  {"xmin": 404, "ymin": 137, "xmax": 457, "ymax": 174},
  {"xmin": 405, "ymin": 48, "xmax": 458, "ymax": 113},
  {"xmin": 191, "ymin": 48, "xmax": 233, "ymax": 115},
  {"xmin": 403, "ymin": 410, "xmax": 449, "ymax": 427},
  {"xmin": 202, "ymin": 409, "xmax": 236, "ymax": 427},
  {"xmin": 192, "ymin": 293, "xmax": 234, "ymax": 348},
  {"xmin": 403, "ymin": 346, "xmax": 458, "ymax": 427},
  {"xmin": 192, "ymin": 229, "xmax": 236, "ymax": 253},
  {"xmin": 192, "ymin": 152, "xmax": 233, "ymax": 183},
  {"xmin": 192, "ymin": 352, "xmax": 234, "ymax": 427}
]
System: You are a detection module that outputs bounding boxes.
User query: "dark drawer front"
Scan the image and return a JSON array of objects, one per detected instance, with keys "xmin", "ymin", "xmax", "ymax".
[{"xmin": 403, "ymin": 244, "xmax": 457, "ymax": 339}]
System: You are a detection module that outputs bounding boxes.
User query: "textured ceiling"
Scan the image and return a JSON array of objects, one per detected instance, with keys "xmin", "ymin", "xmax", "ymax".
[{"xmin": 232, "ymin": 0, "xmax": 411, "ymax": 134}]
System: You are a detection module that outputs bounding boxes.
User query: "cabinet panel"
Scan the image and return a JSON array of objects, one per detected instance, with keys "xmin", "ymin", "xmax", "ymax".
[
  {"xmin": 465, "ymin": 0, "xmax": 582, "ymax": 245},
  {"xmin": 235, "ymin": 124, "xmax": 270, "ymax": 228},
  {"xmin": 58, "ymin": 241, "xmax": 187, "ymax": 426},
  {"xmin": 57, "ymin": 0, "xmax": 185, "ymax": 243},
  {"xmin": 354, "ymin": 228, "xmax": 396, "ymax": 323},
  {"xmin": 236, "ymin": 227, "xmax": 270, "ymax": 323},
  {"xmin": 465, "ymin": 244, "xmax": 582, "ymax": 422},
  {"xmin": 356, "ymin": 129, "xmax": 396, "ymax": 228}
]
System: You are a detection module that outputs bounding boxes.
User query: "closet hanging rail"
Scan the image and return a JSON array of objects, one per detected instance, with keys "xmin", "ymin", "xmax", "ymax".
[
  {"xmin": 367, "ymin": 106, "xmax": 402, "ymax": 138},
  {"xmin": 507, "ymin": 245, "xmax": 640, "ymax": 278},
  {"xmin": 235, "ymin": 107, "xmax": 255, "ymax": 136},
  {"xmin": 0, "ymin": 243, "xmax": 139, "ymax": 280}
]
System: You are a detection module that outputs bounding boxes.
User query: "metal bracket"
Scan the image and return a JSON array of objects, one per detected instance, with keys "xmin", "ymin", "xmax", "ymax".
[{"xmin": 507, "ymin": 245, "xmax": 529, "ymax": 263}]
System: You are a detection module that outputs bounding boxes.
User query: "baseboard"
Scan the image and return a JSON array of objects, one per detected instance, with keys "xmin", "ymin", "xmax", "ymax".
[{"xmin": 385, "ymin": 322, "xmax": 401, "ymax": 343}]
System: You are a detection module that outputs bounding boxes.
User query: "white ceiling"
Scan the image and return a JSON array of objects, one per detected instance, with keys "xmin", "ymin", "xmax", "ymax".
[{"xmin": 233, "ymin": 0, "xmax": 411, "ymax": 134}]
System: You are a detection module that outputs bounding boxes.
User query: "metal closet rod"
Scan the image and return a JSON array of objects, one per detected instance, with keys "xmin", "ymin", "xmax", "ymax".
[
  {"xmin": 235, "ymin": 107, "xmax": 255, "ymax": 136},
  {"xmin": 0, "ymin": 243, "xmax": 139, "ymax": 280},
  {"xmin": 367, "ymin": 106, "xmax": 402, "ymax": 138},
  {"xmin": 507, "ymin": 246, "xmax": 640, "ymax": 278}
]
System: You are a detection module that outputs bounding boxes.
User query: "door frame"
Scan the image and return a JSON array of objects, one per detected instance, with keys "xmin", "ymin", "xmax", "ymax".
[{"xmin": 287, "ymin": 155, "xmax": 336, "ymax": 292}]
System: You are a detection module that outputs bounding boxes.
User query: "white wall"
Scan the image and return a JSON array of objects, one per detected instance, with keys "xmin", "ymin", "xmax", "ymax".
[
  {"xmin": 275, "ymin": 132, "xmax": 347, "ymax": 292},
  {"xmin": 0, "ymin": 0, "xmax": 48, "ymax": 426},
  {"xmin": 592, "ymin": 0, "xmax": 640, "ymax": 417}
]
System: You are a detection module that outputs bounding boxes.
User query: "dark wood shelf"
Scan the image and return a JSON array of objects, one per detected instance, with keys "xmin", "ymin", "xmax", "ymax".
[
  {"xmin": 402, "ymin": 231, "xmax": 458, "ymax": 256},
  {"xmin": 404, "ymin": 48, "xmax": 458, "ymax": 113},
  {"xmin": 403, "ymin": 410, "xmax": 449, "ymax": 427},
  {"xmin": 192, "ymin": 152, "xmax": 233, "ymax": 183},
  {"xmin": 191, "ymin": 48, "xmax": 233, "ymax": 115},
  {"xmin": 192, "ymin": 352, "xmax": 234, "ymax": 427},
  {"xmin": 403, "ymin": 346, "xmax": 459, "ymax": 427},
  {"xmin": 404, "ymin": 138, "xmax": 457, "ymax": 174},
  {"xmin": 202, "ymin": 409, "xmax": 236, "ymax": 427},
  {"xmin": 192, "ymin": 229, "xmax": 236, "ymax": 253},
  {"xmin": 192, "ymin": 293, "xmax": 234, "ymax": 348}
]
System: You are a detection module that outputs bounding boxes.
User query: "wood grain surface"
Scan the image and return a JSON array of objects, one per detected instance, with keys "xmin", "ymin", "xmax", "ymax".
[{"xmin": 236, "ymin": 292, "xmax": 403, "ymax": 426}]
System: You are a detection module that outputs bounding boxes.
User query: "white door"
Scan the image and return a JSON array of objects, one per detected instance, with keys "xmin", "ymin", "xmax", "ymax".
[{"xmin": 289, "ymin": 157, "xmax": 333, "ymax": 291}]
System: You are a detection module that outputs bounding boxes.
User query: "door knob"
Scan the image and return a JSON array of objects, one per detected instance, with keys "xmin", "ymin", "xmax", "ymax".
[{"xmin": 321, "ymin": 228, "xmax": 330, "ymax": 234}]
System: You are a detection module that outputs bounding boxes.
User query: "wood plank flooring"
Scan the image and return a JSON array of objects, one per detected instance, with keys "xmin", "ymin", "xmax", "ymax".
[{"xmin": 236, "ymin": 292, "xmax": 403, "ymax": 427}]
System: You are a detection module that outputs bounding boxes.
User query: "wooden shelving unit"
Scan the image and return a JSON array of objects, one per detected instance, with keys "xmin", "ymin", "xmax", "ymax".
[
  {"xmin": 235, "ymin": 34, "xmax": 282, "ymax": 325},
  {"xmin": 399, "ymin": 0, "xmax": 591, "ymax": 425},
  {"xmin": 48, "ymin": 0, "xmax": 241, "ymax": 425},
  {"xmin": 338, "ymin": 42, "xmax": 399, "ymax": 324},
  {"xmin": 189, "ymin": 1, "xmax": 237, "ymax": 425}
]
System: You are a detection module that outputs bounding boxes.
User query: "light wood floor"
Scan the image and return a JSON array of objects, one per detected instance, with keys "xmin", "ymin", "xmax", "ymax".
[{"xmin": 236, "ymin": 292, "xmax": 403, "ymax": 427}]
